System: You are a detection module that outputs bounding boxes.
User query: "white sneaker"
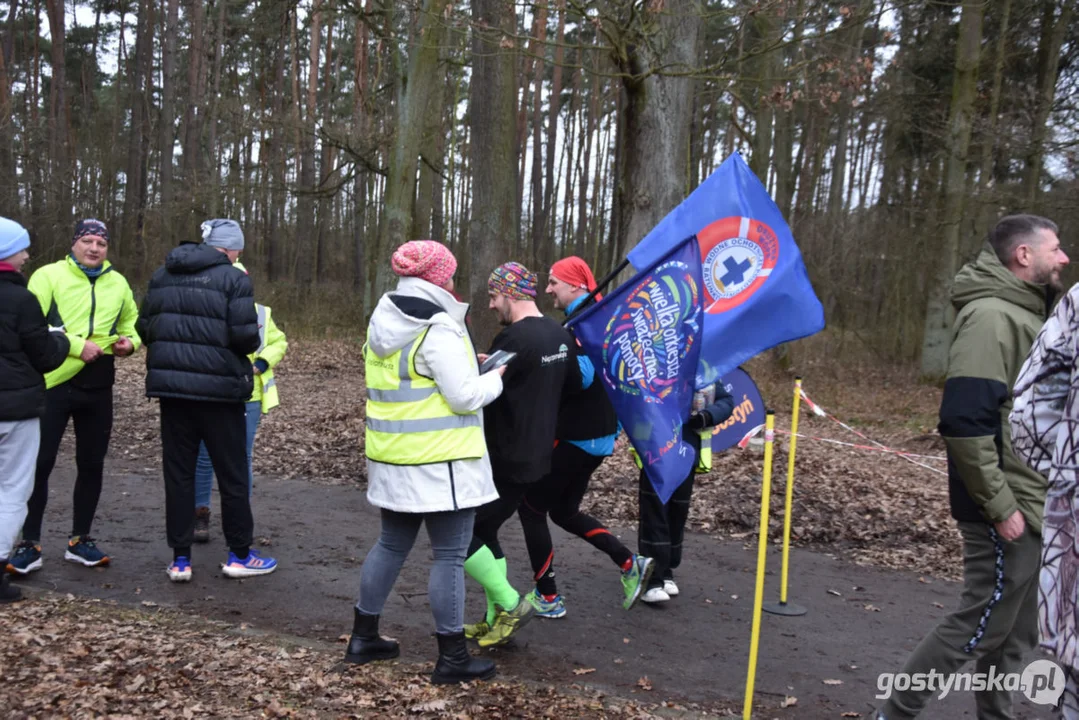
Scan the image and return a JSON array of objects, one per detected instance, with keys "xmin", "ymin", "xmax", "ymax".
[
  {"xmin": 663, "ymin": 579, "xmax": 680, "ymax": 596},
  {"xmin": 641, "ymin": 587, "xmax": 670, "ymax": 604},
  {"xmin": 167, "ymin": 557, "xmax": 192, "ymax": 583}
]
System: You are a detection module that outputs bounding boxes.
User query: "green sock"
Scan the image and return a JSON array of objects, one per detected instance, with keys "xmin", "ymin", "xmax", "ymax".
[
  {"xmin": 488, "ymin": 556, "xmax": 509, "ymax": 624},
  {"xmin": 464, "ymin": 545, "xmax": 519, "ymax": 623}
]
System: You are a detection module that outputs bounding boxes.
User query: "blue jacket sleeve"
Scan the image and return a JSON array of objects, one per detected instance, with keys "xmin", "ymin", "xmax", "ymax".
[{"xmin": 578, "ymin": 355, "xmax": 595, "ymax": 389}]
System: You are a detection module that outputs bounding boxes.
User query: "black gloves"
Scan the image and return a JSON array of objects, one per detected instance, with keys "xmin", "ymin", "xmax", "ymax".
[{"xmin": 687, "ymin": 411, "xmax": 713, "ymax": 430}]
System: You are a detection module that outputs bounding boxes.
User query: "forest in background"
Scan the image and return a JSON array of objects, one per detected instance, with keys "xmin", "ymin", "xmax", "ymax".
[{"xmin": 1, "ymin": 0, "xmax": 1077, "ymax": 369}]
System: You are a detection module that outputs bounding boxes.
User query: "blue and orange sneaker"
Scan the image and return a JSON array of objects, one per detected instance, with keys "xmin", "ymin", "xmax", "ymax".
[
  {"xmin": 65, "ymin": 536, "xmax": 110, "ymax": 567},
  {"xmin": 167, "ymin": 557, "xmax": 192, "ymax": 583},
  {"xmin": 7, "ymin": 541, "xmax": 43, "ymax": 575},
  {"xmin": 221, "ymin": 549, "xmax": 277, "ymax": 578}
]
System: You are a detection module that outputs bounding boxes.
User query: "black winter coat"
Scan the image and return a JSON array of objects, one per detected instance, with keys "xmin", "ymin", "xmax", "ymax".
[
  {"xmin": 0, "ymin": 269, "xmax": 70, "ymax": 420},
  {"xmin": 136, "ymin": 243, "xmax": 260, "ymax": 402}
]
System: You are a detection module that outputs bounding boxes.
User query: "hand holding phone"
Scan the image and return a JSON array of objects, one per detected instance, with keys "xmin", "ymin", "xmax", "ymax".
[{"xmin": 480, "ymin": 350, "xmax": 517, "ymax": 374}]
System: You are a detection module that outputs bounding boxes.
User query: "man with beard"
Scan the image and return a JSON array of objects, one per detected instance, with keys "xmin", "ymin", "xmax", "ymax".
[
  {"xmin": 462, "ymin": 262, "xmax": 573, "ymax": 647},
  {"xmin": 874, "ymin": 214, "xmax": 1068, "ymax": 719}
]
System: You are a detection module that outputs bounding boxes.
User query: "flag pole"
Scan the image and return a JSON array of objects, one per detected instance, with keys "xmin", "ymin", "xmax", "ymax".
[
  {"xmin": 561, "ymin": 257, "xmax": 630, "ymax": 326},
  {"xmin": 764, "ymin": 377, "xmax": 808, "ymax": 617},
  {"xmin": 585, "ymin": 258, "xmax": 630, "ymax": 305},
  {"xmin": 743, "ymin": 410, "xmax": 776, "ymax": 720}
]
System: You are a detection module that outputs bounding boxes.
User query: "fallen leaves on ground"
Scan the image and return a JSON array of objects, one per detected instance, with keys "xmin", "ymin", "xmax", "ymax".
[
  {"xmin": 0, "ymin": 594, "xmax": 677, "ymax": 719},
  {"xmin": 108, "ymin": 338, "xmax": 962, "ymax": 581}
]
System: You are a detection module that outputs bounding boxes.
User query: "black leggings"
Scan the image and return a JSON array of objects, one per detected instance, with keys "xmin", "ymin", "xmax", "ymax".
[
  {"xmin": 23, "ymin": 384, "xmax": 114, "ymax": 542},
  {"xmin": 467, "ymin": 479, "xmax": 528, "ymax": 558},
  {"xmin": 638, "ymin": 467, "xmax": 695, "ymax": 589},
  {"xmin": 518, "ymin": 442, "xmax": 632, "ymax": 596}
]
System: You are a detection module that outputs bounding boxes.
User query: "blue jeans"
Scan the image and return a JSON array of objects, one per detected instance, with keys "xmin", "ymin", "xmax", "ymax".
[
  {"xmin": 194, "ymin": 401, "xmax": 262, "ymax": 509},
  {"xmin": 357, "ymin": 508, "xmax": 475, "ymax": 635}
]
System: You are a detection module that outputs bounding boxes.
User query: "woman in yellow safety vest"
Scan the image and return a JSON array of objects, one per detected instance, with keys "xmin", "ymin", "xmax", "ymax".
[
  {"xmin": 7, "ymin": 219, "xmax": 140, "ymax": 575},
  {"xmin": 343, "ymin": 240, "xmax": 507, "ymax": 685},
  {"xmin": 192, "ymin": 261, "xmax": 288, "ymax": 543}
]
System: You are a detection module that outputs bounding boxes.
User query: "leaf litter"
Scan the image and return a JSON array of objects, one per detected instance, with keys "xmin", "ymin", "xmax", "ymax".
[{"xmin": 0, "ymin": 594, "xmax": 692, "ymax": 719}]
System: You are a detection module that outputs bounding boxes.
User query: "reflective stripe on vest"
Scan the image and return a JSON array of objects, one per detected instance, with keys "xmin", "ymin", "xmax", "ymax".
[
  {"xmin": 364, "ymin": 329, "xmax": 486, "ymax": 465},
  {"xmin": 696, "ymin": 430, "xmax": 713, "ymax": 474},
  {"xmin": 257, "ymin": 304, "xmax": 268, "ymax": 353}
]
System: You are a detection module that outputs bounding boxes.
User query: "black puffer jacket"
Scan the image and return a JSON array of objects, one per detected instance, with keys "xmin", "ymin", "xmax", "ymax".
[
  {"xmin": 0, "ymin": 269, "xmax": 70, "ymax": 420},
  {"xmin": 136, "ymin": 243, "xmax": 260, "ymax": 402}
]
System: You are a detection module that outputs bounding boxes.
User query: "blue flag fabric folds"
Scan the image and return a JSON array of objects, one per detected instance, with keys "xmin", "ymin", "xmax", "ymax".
[
  {"xmin": 627, "ymin": 153, "xmax": 825, "ymax": 389},
  {"xmin": 568, "ymin": 236, "xmax": 704, "ymax": 503}
]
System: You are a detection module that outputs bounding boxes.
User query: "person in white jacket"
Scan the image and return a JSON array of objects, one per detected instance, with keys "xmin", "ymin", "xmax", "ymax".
[{"xmin": 344, "ymin": 240, "xmax": 506, "ymax": 684}]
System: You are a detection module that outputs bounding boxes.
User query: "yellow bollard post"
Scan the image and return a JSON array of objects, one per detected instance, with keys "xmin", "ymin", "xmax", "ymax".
[
  {"xmin": 743, "ymin": 411, "xmax": 775, "ymax": 720},
  {"xmin": 764, "ymin": 377, "xmax": 807, "ymax": 617}
]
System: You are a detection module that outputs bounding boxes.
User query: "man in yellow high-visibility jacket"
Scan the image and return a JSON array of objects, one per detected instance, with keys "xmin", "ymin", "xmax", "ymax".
[
  {"xmin": 192, "ymin": 261, "xmax": 288, "ymax": 542},
  {"xmin": 8, "ymin": 219, "xmax": 140, "ymax": 575}
]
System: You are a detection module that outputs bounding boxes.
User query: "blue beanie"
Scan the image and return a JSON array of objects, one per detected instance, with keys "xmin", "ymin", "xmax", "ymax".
[
  {"xmin": 0, "ymin": 216, "xmax": 30, "ymax": 260},
  {"xmin": 201, "ymin": 219, "xmax": 244, "ymax": 251}
]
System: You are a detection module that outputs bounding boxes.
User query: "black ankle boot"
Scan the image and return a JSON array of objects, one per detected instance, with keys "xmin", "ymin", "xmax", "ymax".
[
  {"xmin": 344, "ymin": 609, "xmax": 399, "ymax": 664},
  {"xmin": 0, "ymin": 571, "xmax": 22, "ymax": 603},
  {"xmin": 431, "ymin": 631, "xmax": 496, "ymax": 684}
]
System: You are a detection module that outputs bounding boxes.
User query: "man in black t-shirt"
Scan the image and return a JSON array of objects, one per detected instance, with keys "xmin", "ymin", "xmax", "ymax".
[{"xmin": 462, "ymin": 262, "xmax": 573, "ymax": 648}]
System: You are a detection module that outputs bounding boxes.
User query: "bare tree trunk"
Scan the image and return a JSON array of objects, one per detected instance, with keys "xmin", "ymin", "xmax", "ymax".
[
  {"xmin": 266, "ymin": 7, "xmax": 288, "ymax": 282},
  {"xmin": 541, "ymin": 0, "xmax": 566, "ymax": 261},
  {"xmin": 122, "ymin": 0, "xmax": 154, "ymax": 277},
  {"xmin": 44, "ymin": 0, "xmax": 70, "ymax": 228},
  {"xmin": 469, "ymin": 0, "xmax": 518, "ymax": 348},
  {"xmin": 0, "ymin": 1, "xmax": 18, "ymax": 208},
  {"xmin": 576, "ymin": 65, "xmax": 598, "ymax": 256},
  {"xmin": 527, "ymin": 2, "xmax": 548, "ymax": 267},
  {"xmin": 616, "ymin": 0, "xmax": 701, "ymax": 253},
  {"xmin": 920, "ymin": 0, "xmax": 985, "ymax": 377},
  {"xmin": 295, "ymin": 0, "xmax": 322, "ymax": 285},
  {"xmin": 414, "ymin": 59, "xmax": 448, "ymax": 239},
  {"xmin": 316, "ymin": 15, "xmax": 338, "ymax": 283},
  {"xmin": 204, "ymin": 0, "xmax": 227, "ymax": 215},
  {"xmin": 352, "ymin": 4, "xmax": 371, "ymax": 294},
  {"xmin": 181, "ymin": 0, "xmax": 206, "ymax": 218},
  {"xmin": 1023, "ymin": 0, "xmax": 1073, "ymax": 203},
  {"xmin": 376, "ymin": 0, "xmax": 452, "ymax": 297},
  {"xmin": 159, "ymin": 0, "xmax": 180, "ymax": 244}
]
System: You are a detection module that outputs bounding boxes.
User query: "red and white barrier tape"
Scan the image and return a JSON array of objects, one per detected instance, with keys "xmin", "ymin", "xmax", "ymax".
[
  {"xmin": 732, "ymin": 389, "xmax": 947, "ymax": 477},
  {"xmin": 801, "ymin": 388, "xmax": 946, "ymax": 476}
]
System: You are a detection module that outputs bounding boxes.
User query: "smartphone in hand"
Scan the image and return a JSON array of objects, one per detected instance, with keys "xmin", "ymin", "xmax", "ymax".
[{"xmin": 480, "ymin": 350, "xmax": 517, "ymax": 374}]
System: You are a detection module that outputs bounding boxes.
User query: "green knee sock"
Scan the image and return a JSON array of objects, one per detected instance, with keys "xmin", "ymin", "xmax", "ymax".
[
  {"xmin": 487, "ymin": 556, "xmax": 508, "ymax": 624},
  {"xmin": 464, "ymin": 546, "xmax": 518, "ymax": 624}
]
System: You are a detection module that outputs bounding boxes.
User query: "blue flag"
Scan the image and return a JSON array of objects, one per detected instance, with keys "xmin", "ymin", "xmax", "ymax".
[
  {"xmin": 628, "ymin": 153, "xmax": 825, "ymax": 389},
  {"xmin": 710, "ymin": 367, "xmax": 766, "ymax": 453},
  {"xmin": 568, "ymin": 236, "xmax": 704, "ymax": 503}
]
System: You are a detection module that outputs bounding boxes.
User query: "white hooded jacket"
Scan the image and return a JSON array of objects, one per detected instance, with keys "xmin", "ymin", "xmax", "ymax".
[{"xmin": 363, "ymin": 276, "xmax": 503, "ymax": 512}]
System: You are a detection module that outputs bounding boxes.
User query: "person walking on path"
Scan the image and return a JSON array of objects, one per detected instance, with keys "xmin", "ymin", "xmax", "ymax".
[
  {"xmin": 461, "ymin": 262, "xmax": 575, "ymax": 648},
  {"xmin": 875, "ymin": 214, "xmax": 1068, "ymax": 719},
  {"xmin": 515, "ymin": 255, "xmax": 654, "ymax": 618}
]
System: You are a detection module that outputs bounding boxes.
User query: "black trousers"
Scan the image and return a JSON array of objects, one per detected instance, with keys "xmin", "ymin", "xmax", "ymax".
[
  {"xmin": 160, "ymin": 399, "xmax": 253, "ymax": 557},
  {"xmin": 23, "ymin": 384, "xmax": 113, "ymax": 541},
  {"xmin": 467, "ymin": 477, "xmax": 529, "ymax": 559},
  {"xmin": 519, "ymin": 442, "xmax": 632, "ymax": 596},
  {"xmin": 638, "ymin": 468, "xmax": 695, "ymax": 589}
]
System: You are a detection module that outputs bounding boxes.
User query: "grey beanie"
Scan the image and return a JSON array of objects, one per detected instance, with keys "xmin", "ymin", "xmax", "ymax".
[{"xmin": 201, "ymin": 219, "xmax": 244, "ymax": 251}]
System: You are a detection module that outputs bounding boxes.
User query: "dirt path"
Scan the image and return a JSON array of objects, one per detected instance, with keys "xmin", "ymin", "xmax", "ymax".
[{"xmin": 16, "ymin": 464, "xmax": 1053, "ymax": 719}]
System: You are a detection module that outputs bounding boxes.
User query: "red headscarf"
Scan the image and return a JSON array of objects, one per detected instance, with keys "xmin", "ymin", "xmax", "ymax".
[{"xmin": 550, "ymin": 256, "xmax": 601, "ymax": 301}]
